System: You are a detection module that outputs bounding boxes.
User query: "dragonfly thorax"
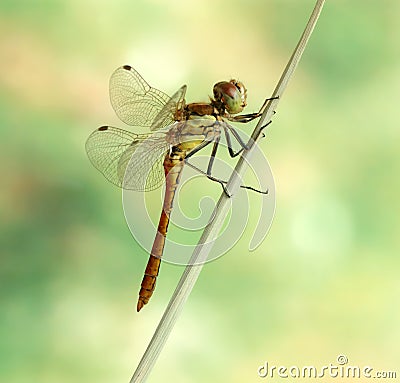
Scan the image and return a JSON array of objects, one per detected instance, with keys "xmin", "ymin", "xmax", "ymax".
[
  {"xmin": 166, "ymin": 118, "xmax": 221, "ymax": 148},
  {"xmin": 184, "ymin": 102, "xmax": 215, "ymax": 118}
]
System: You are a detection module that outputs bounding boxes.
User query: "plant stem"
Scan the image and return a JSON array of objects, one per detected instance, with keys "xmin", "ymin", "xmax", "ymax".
[{"xmin": 129, "ymin": 1, "xmax": 326, "ymax": 381}]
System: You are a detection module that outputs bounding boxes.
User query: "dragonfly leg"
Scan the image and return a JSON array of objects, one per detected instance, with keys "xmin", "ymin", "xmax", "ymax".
[
  {"xmin": 231, "ymin": 112, "xmax": 261, "ymax": 124},
  {"xmin": 184, "ymin": 139, "xmax": 232, "ymax": 194},
  {"xmin": 260, "ymin": 119, "xmax": 273, "ymax": 131},
  {"xmin": 185, "ymin": 159, "xmax": 268, "ymax": 196},
  {"xmin": 184, "ymin": 130, "xmax": 268, "ymax": 195},
  {"xmin": 184, "ymin": 159, "xmax": 231, "ymax": 196},
  {"xmin": 207, "ymin": 134, "xmax": 220, "ymax": 175},
  {"xmin": 223, "ymin": 123, "xmax": 248, "ymax": 156},
  {"xmin": 224, "ymin": 119, "xmax": 274, "ymax": 154},
  {"xmin": 240, "ymin": 185, "xmax": 268, "ymax": 194},
  {"xmin": 257, "ymin": 95, "xmax": 279, "ymax": 116},
  {"xmin": 231, "ymin": 96, "xmax": 279, "ymax": 123}
]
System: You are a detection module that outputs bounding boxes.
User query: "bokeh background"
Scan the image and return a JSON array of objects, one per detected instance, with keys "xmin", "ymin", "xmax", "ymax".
[{"xmin": 1, "ymin": 0, "xmax": 399, "ymax": 382}]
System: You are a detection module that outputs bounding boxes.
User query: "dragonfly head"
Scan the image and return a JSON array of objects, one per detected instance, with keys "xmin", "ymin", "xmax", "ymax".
[{"xmin": 213, "ymin": 79, "xmax": 247, "ymax": 115}]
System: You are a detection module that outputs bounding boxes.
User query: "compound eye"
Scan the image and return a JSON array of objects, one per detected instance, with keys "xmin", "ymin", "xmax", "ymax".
[{"xmin": 230, "ymin": 80, "xmax": 244, "ymax": 94}]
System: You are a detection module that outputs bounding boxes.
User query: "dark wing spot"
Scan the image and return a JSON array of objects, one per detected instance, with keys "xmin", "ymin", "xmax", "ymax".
[
  {"xmin": 122, "ymin": 65, "xmax": 132, "ymax": 71},
  {"xmin": 98, "ymin": 126, "xmax": 108, "ymax": 131}
]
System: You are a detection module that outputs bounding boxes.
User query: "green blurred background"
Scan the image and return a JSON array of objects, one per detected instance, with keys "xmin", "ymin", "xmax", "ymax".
[{"xmin": 1, "ymin": 0, "xmax": 399, "ymax": 382}]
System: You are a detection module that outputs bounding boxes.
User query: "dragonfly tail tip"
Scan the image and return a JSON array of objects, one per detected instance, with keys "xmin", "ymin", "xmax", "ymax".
[{"xmin": 137, "ymin": 300, "xmax": 145, "ymax": 312}]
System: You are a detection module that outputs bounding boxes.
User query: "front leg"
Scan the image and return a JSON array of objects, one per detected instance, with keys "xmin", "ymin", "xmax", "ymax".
[
  {"xmin": 231, "ymin": 112, "xmax": 261, "ymax": 124},
  {"xmin": 230, "ymin": 96, "xmax": 279, "ymax": 123}
]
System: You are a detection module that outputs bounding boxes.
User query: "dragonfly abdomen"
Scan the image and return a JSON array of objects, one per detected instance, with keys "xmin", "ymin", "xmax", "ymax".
[{"xmin": 137, "ymin": 151, "xmax": 185, "ymax": 311}]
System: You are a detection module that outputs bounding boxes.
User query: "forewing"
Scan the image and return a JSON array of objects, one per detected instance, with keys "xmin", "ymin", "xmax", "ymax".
[
  {"xmin": 86, "ymin": 126, "xmax": 169, "ymax": 191},
  {"xmin": 150, "ymin": 85, "xmax": 187, "ymax": 131},
  {"xmin": 109, "ymin": 65, "xmax": 171, "ymax": 127}
]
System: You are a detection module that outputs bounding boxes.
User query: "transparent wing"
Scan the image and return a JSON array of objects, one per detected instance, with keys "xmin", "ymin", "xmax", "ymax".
[
  {"xmin": 150, "ymin": 85, "xmax": 187, "ymax": 131},
  {"xmin": 109, "ymin": 65, "xmax": 171, "ymax": 127},
  {"xmin": 85, "ymin": 125, "xmax": 170, "ymax": 191}
]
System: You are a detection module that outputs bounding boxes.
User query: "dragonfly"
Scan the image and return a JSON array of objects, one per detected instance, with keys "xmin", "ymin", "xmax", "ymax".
[{"xmin": 86, "ymin": 65, "xmax": 272, "ymax": 311}]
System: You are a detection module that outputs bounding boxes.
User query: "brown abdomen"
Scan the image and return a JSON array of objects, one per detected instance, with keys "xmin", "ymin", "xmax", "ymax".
[{"xmin": 136, "ymin": 152, "xmax": 185, "ymax": 311}]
